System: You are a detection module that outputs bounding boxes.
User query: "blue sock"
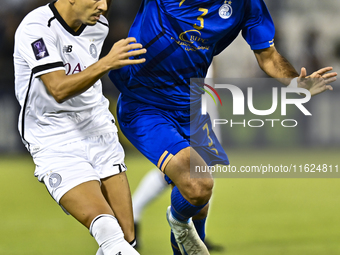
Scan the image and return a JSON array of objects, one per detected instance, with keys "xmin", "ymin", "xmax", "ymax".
[
  {"xmin": 170, "ymin": 231, "xmax": 182, "ymax": 255},
  {"xmin": 170, "ymin": 186, "xmax": 207, "ymax": 222},
  {"xmin": 193, "ymin": 218, "xmax": 206, "ymax": 242}
]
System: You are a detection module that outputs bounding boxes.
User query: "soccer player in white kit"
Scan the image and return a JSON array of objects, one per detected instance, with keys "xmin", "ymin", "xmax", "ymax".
[{"xmin": 13, "ymin": 0, "xmax": 146, "ymax": 254}]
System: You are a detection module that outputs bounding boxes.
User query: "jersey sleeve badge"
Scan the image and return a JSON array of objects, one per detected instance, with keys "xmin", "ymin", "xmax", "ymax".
[
  {"xmin": 219, "ymin": 1, "xmax": 233, "ymax": 19},
  {"xmin": 31, "ymin": 38, "xmax": 50, "ymax": 60}
]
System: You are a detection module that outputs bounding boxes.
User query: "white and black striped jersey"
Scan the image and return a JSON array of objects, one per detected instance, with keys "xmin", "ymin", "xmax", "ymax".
[{"xmin": 14, "ymin": 2, "xmax": 117, "ymax": 153}]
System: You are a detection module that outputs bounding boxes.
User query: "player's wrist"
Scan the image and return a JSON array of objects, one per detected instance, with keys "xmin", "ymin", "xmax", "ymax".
[
  {"xmin": 287, "ymin": 77, "xmax": 298, "ymax": 88},
  {"xmin": 287, "ymin": 77, "xmax": 302, "ymax": 95},
  {"xmin": 97, "ymin": 56, "xmax": 113, "ymax": 72}
]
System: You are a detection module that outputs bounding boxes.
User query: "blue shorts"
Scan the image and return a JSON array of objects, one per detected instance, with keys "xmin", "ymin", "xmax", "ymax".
[{"xmin": 117, "ymin": 94, "xmax": 229, "ymax": 184}]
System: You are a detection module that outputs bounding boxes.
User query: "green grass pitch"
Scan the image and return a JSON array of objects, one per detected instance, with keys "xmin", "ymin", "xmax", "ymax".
[{"xmin": 1, "ymin": 148, "xmax": 340, "ymax": 255}]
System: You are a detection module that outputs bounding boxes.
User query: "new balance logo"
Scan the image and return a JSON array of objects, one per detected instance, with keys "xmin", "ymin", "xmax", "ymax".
[
  {"xmin": 115, "ymin": 252, "xmax": 122, "ymax": 255},
  {"xmin": 63, "ymin": 45, "xmax": 73, "ymax": 53}
]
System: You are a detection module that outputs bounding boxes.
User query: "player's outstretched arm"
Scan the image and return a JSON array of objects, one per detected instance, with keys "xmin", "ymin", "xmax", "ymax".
[
  {"xmin": 40, "ymin": 37, "xmax": 146, "ymax": 103},
  {"xmin": 254, "ymin": 46, "xmax": 337, "ymax": 96}
]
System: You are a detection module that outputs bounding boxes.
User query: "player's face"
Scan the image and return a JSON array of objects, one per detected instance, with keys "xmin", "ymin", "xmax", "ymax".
[{"xmin": 74, "ymin": 0, "xmax": 107, "ymax": 26}]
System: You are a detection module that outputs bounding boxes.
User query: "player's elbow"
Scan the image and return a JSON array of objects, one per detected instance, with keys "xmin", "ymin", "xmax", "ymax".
[
  {"xmin": 258, "ymin": 61, "xmax": 271, "ymax": 74},
  {"xmin": 40, "ymin": 71, "xmax": 70, "ymax": 103},
  {"xmin": 54, "ymin": 97, "xmax": 66, "ymax": 104},
  {"xmin": 48, "ymin": 88, "xmax": 68, "ymax": 104},
  {"xmin": 255, "ymin": 54, "xmax": 273, "ymax": 73}
]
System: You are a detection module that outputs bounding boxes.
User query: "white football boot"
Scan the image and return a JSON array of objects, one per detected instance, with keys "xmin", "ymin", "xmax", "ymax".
[{"xmin": 166, "ymin": 206, "xmax": 209, "ymax": 255}]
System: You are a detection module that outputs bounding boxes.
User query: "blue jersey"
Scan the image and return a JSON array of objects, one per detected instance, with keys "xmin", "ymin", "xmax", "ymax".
[{"xmin": 109, "ymin": 0, "xmax": 275, "ymax": 110}]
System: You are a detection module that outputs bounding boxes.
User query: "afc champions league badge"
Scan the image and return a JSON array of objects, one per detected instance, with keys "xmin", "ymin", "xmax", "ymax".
[
  {"xmin": 89, "ymin": 43, "xmax": 98, "ymax": 58},
  {"xmin": 219, "ymin": 1, "xmax": 233, "ymax": 19}
]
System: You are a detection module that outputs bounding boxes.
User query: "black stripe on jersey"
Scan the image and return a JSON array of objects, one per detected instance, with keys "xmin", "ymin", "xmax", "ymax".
[
  {"xmin": 47, "ymin": 17, "xmax": 56, "ymax": 27},
  {"xmin": 49, "ymin": 1, "xmax": 86, "ymax": 36},
  {"xmin": 127, "ymin": 63, "xmax": 198, "ymax": 89},
  {"xmin": 142, "ymin": 0, "xmax": 165, "ymax": 50},
  {"xmin": 32, "ymin": 62, "xmax": 64, "ymax": 75},
  {"xmin": 131, "ymin": 41, "xmax": 184, "ymax": 87},
  {"xmin": 21, "ymin": 72, "xmax": 34, "ymax": 149},
  {"xmin": 129, "ymin": 82, "xmax": 181, "ymax": 90},
  {"xmin": 97, "ymin": 20, "xmax": 109, "ymax": 27}
]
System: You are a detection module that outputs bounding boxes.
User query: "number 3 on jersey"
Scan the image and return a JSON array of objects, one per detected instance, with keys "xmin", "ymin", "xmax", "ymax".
[
  {"xmin": 194, "ymin": 8, "xmax": 208, "ymax": 30},
  {"xmin": 179, "ymin": 0, "xmax": 186, "ymax": 7},
  {"xmin": 178, "ymin": 1, "xmax": 208, "ymax": 30}
]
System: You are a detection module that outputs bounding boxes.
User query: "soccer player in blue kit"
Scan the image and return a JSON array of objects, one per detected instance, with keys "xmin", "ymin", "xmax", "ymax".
[{"xmin": 109, "ymin": 0, "xmax": 337, "ymax": 254}]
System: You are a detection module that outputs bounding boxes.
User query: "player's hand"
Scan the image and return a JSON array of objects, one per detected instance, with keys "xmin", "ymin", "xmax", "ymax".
[
  {"xmin": 297, "ymin": 67, "xmax": 337, "ymax": 96},
  {"xmin": 105, "ymin": 37, "xmax": 146, "ymax": 70}
]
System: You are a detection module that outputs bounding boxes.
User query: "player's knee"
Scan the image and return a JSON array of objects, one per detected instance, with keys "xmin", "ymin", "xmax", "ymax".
[{"xmin": 183, "ymin": 178, "xmax": 214, "ymax": 206}]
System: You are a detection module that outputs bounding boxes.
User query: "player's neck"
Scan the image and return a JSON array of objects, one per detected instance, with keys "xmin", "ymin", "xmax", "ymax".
[{"xmin": 54, "ymin": 0, "xmax": 83, "ymax": 32}]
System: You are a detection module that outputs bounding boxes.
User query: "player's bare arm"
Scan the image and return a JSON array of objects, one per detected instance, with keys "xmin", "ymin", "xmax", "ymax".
[
  {"xmin": 254, "ymin": 46, "xmax": 298, "ymax": 83},
  {"xmin": 41, "ymin": 37, "xmax": 146, "ymax": 103},
  {"xmin": 254, "ymin": 46, "xmax": 337, "ymax": 96}
]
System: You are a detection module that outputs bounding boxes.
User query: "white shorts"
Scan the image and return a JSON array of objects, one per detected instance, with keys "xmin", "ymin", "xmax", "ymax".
[{"xmin": 33, "ymin": 132, "xmax": 127, "ymax": 204}]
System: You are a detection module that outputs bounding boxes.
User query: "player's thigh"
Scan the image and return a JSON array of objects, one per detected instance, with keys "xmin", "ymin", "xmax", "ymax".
[
  {"xmin": 164, "ymin": 147, "xmax": 212, "ymax": 182},
  {"xmin": 117, "ymin": 95, "xmax": 189, "ymax": 172},
  {"xmin": 101, "ymin": 172, "xmax": 135, "ymax": 242},
  {"xmin": 164, "ymin": 147, "xmax": 213, "ymax": 204},
  {"xmin": 33, "ymin": 137, "xmax": 118, "ymax": 229}
]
